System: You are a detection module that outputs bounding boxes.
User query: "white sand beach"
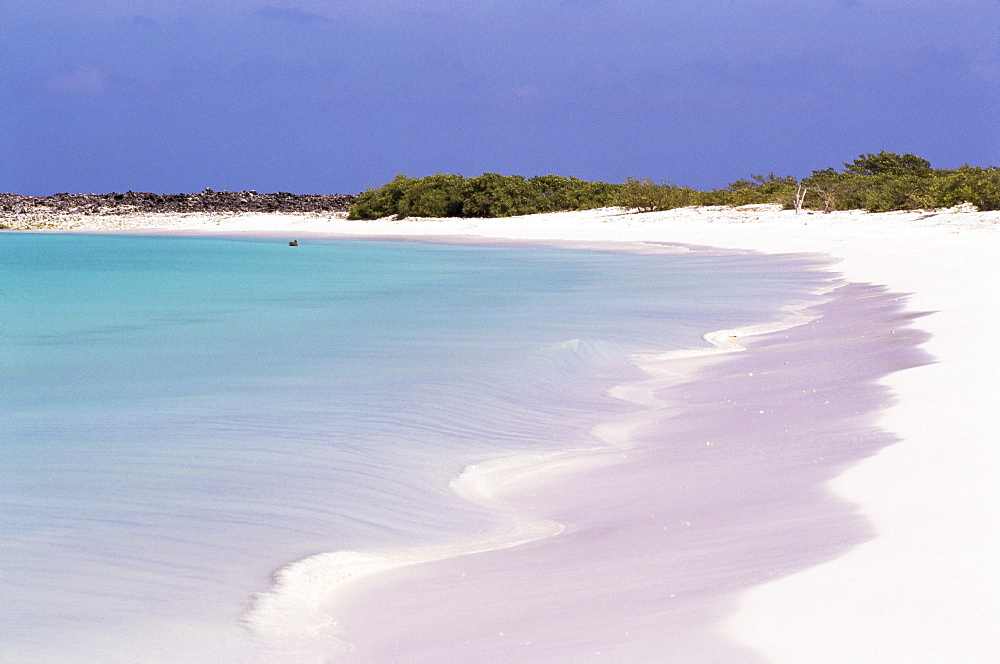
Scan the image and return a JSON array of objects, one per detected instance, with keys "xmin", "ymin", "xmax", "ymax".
[{"xmin": 15, "ymin": 205, "xmax": 999, "ymax": 661}]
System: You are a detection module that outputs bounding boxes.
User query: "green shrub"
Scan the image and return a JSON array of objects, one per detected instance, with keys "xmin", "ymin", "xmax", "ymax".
[
  {"xmin": 395, "ymin": 173, "xmax": 466, "ymax": 218},
  {"xmin": 701, "ymin": 173, "xmax": 798, "ymax": 207},
  {"xmin": 460, "ymin": 173, "xmax": 534, "ymax": 217},
  {"xmin": 528, "ymin": 174, "xmax": 619, "ymax": 213},
  {"xmin": 928, "ymin": 166, "xmax": 1000, "ymax": 211},
  {"xmin": 348, "ymin": 174, "xmax": 415, "ymax": 219},
  {"xmin": 801, "ymin": 153, "xmax": 935, "ymax": 212},
  {"xmin": 844, "ymin": 151, "xmax": 933, "ymax": 178},
  {"xmin": 349, "ymin": 173, "xmax": 619, "ymax": 219},
  {"xmin": 348, "ymin": 153, "xmax": 1000, "ymax": 219},
  {"xmin": 615, "ymin": 178, "xmax": 698, "ymax": 212}
]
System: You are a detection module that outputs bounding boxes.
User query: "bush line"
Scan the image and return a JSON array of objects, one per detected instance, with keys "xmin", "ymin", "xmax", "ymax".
[{"xmin": 348, "ymin": 152, "xmax": 1000, "ymax": 219}]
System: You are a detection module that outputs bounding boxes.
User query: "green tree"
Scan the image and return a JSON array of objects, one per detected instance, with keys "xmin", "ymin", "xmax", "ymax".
[
  {"xmin": 928, "ymin": 166, "xmax": 1000, "ymax": 211},
  {"xmin": 844, "ymin": 151, "xmax": 933, "ymax": 177},
  {"xmin": 802, "ymin": 152, "xmax": 935, "ymax": 212}
]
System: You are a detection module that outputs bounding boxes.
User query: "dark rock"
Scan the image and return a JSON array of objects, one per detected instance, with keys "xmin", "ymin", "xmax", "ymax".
[{"xmin": 0, "ymin": 191, "xmax": 360, "ymax": 215}]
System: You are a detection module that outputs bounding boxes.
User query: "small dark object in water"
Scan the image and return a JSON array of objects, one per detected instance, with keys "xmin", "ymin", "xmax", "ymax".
[{"xmin": 288, "ymin": 240, "xmax": 298, "ymax": 246}]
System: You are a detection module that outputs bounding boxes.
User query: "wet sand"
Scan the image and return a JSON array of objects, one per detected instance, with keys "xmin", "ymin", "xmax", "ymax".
[{"xmin": 312, "ymin": 282, "xmax": 931, "ymax": 661}]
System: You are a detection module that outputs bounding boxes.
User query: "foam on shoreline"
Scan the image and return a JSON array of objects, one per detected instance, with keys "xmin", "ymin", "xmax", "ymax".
[
  {"xmin": 244, "ymin": 449, "xmax": 570, "ymax": 654},
  {"xmin": 245, "ymin": 290, "xmax": 827, "ymax": 656},
  {"xmin": 320, "ymin": 283, "xmax": 935, "ymax": 661}
]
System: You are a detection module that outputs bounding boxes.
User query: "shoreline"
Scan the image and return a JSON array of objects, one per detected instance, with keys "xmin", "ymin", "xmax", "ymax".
[
  {"xmin": 316, "ymin": 277, "xmax": 928, "ymax": 661},
  {"xmin": 10, "ymin": 206, "xmax": 999, "ymax": 660},
  {"xmin": 244, "ymin": 289, "xmax": 827, "ymax": 656}
]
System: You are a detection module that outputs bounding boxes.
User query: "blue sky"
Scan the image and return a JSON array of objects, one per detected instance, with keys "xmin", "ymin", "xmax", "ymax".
[{"xmin": 2, "ymin": 1, "xmax": 997, "ymax": 194}]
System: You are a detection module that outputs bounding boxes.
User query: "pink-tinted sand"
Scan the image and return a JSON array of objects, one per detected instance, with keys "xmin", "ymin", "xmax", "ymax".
[{"xmin": 313, "ymin": 281, "xmax": 931, "ymax": 661}]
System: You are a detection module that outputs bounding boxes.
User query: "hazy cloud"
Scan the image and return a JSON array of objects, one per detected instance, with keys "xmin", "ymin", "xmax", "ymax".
[
  {"xmin": 44, "ymin": 68, "xmax": 107, "ymax": 95},
  {"xmin": 256, "ymin": 5, "xmax": 333, "ymax": 24},
  {"xmin": 128, "ymin": 15, "xmax": 161, "ymax": 27},
  {"xmin": 512, "ymin": 84, "xmax": 541, "ymax": 98}
]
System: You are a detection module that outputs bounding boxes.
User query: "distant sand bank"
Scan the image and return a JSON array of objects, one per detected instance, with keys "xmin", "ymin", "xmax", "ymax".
[{"xmin": 11, "ymin": 205, "xmax": 998, "ymax": 661}]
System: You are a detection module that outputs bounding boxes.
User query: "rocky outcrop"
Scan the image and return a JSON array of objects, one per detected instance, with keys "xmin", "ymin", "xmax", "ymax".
[{"xmin": 0, "ymin": 190, "xmax": 359, "ymax": 215}]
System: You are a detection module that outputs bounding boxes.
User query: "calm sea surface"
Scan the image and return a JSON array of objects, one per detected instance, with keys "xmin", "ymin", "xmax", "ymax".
[{"xmin": 0, "ymin": 233, "xmax": 825, "ymax": 660}]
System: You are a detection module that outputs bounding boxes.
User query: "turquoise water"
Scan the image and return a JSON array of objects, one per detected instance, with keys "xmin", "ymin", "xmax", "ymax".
[{"xmin": 0, "ymin": 233, "xmax": 825, "ymax": 660}]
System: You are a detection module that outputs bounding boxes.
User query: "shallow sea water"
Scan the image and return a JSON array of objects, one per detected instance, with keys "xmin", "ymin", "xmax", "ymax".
[{"xmin": 0, "ymin": 233, "xmax": 827, "ymax": 660}]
